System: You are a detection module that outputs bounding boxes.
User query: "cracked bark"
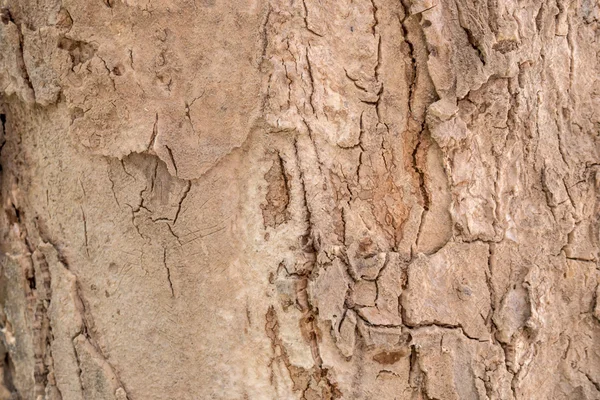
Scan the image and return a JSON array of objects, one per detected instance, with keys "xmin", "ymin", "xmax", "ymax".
[{"xmin": 1, "ymin": 0, "xmax": 599, "ymax": 399}]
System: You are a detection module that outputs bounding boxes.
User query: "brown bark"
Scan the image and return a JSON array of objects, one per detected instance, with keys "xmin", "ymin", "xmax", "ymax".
[{"xmin": 0, "ymin": 0, "xmax": 599, "ymax": 399}]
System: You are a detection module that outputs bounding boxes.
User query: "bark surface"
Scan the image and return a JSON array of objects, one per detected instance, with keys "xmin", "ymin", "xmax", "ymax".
[{"xmin": 0, "ymin": 0, "xmax": 599, "ymax": 399}]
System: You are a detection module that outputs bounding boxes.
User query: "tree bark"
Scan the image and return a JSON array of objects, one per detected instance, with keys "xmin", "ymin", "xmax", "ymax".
[{"xmin": 0, "ymin": 0, "xmax": 599, "ymax": 399}]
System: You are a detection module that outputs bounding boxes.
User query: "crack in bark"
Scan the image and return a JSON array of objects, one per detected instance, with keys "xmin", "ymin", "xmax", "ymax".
[
  {"xmin": 408, "ymin": 344, "xmax": 435, "ymax": 400},
  {"xmin": 583, "ymin": 371, "xmax": 600, "ymax": 392},
  {"xmin": 454, "ymin": 0, "xmax": 486, "ymax": 65},
  {"xmin": 173, "ymin": 180, "xmax": 191, "ymax": 225},
  {"xmin": 370, "ymin": 0, "xmax": 379, "ymax": 37},
  {"xmin": 485, "ymin": 244, "xmax": 497, "ymax": 332},
  {"xmin": 399, "ymin": 9, "xmax": 439, "ymax": 254},
  {"xmin": 305, "ymin": 50, "xmax": 317, "ymax": 115},
  {"xmin": 72, "ymin": 334, "xmax": 85, "ymax": 395},
  {"xmin": 37, "ymin": 219, "xmax": 130, "ymax": 398},
  {"xmin": 164, "ymin": 222, "xmax": 182, "ymax": 245},
  {"xmin": 106, "ymin": 165, "xmax": 121, "ymax": 208},
  {"xmin": 165, "ymin": 145, "xmax": 178, "ymax": 176},
  {"xmin": 343, "ymin": 69, "xmax": 370, "ymax": 94},
  {"xmin": 147, "ymin": 113, "xmax": 159, "ymax": 151},
  {"xmin": 411, "ymin": 127, "xmax": 430, "ymax": 253},
  {"xmin": 162, "ymin": 248, "xmax": 175, "ymax": 298},
  {"xmin": 73, "ymin": 268, "xmax": 130, "ymax": 399},
  {"xmin": 5, "ymin": 203, "xmax": 132, "ymax": 398},
  {"xmin": 406, "ymin": 322, "xmax": 488, "ymax": 343},
  {"xmin": 301, "ymin": 0, "xmax": 323, "ymax": 37},
  {"xmin": 184, "ymin": 94, "xmax": 204, "ymax": 134}
]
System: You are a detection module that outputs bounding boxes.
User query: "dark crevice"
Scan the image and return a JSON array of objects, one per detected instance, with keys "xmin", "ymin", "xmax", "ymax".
[
  {"xmin": 355, "ymin": 312, "xmax": 401, "ymax": 329},
  {"xmin": 2, "ymin": 352, "xmax": 18, "ymax": 398},
  {"xmin": 343, "ymin": 69, "xmax": 369, "ymax": 94},
  {"xmin": 301, "ymin": 0, "xmax": 323, "ymax": 37},
  {"xmin": 399, "ymin": 12, "xmax": 433, "ymax": 253},
  {"xmin": 305, "ymin": 50, "xmax": 317, "ymax": 114},
  {"xmin": 464, "ymin": 26, "xmax": 486, "ymax": 65},
  {"xmin": 278, "ymin": 153, "xmax": 291, "ymax": 203},
  {"xmin": 399, "ymin": 4, "xmax": 417, "ymax": 115},
  {"xmin": 0, "ymin": 8, "xmax": 13, "ymax": 25},
  {"xmin": 57, "ymin": 37, "xmax": 98, "ymax": 70},
  {"xmin": 584, "ymin": 371, "xmax": 600, "ymax": 392},
  {"xmin": 165, "ymin": 145, "xmax": 178, "ymax": 176},
  {"xmin": 293, "ymin": 138, "xmax": 314, "ymax": 233},
  {"xmin": 301, "ymin": 119, "xmax": 323, "ymax": 174},
  {"xmin": 454, "ymin": 0, "xmax": 486, "ymax": 65},
  {"xmin": 27, "ymin": 274, "xmax": 36, "ymax": 290},
  {"xmin": 369, "ymin": 0, "xmax": 379, "ymax": 37},
  {"xmin": 408, "ymin": 344, "xmax": 433, "ymax": 399},
  {"xmin": 411, "ymin": 138, "xmax": 430, "ymax": 212},
  {"xmin": 147, "ymin": 113, "xmax": 159, "ymax": 151},
  {"xmin": 485, "ymin": 244, "xmax": 497, "ymax": 332},
  {"xmin": 0, "ymin": 114, "xmax": 5, "ymax": 173},
  {"xmin": 0, "ymin": 113, "xmax": 6, "ymax": 134}
]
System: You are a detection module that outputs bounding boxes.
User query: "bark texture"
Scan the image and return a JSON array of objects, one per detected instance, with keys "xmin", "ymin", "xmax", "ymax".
[{"xmin": 1, "ymin": 0, "xmax": 599, "ymax": 399}]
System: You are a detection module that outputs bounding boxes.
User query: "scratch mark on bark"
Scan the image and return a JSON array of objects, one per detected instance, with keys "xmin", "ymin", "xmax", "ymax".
[{"xmin": 80, "ymin": 206, "xmax": 89, "ymax": 257}]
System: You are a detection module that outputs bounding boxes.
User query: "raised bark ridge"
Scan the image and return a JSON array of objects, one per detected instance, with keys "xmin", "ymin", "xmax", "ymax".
[{"xmin": 0, "ymin": 0, "xmax": 599, "ymax": 399}]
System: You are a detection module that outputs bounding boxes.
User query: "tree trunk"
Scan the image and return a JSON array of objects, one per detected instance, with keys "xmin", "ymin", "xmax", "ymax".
[{"xmin": 0, "ymin": 0, "xmax": 599, "ymax": 399}]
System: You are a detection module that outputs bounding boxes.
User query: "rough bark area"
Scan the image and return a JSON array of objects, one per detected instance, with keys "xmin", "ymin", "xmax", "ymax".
[{"xmin": 1, "ymin": 0, "xmax": 599, "ymax": 399}]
